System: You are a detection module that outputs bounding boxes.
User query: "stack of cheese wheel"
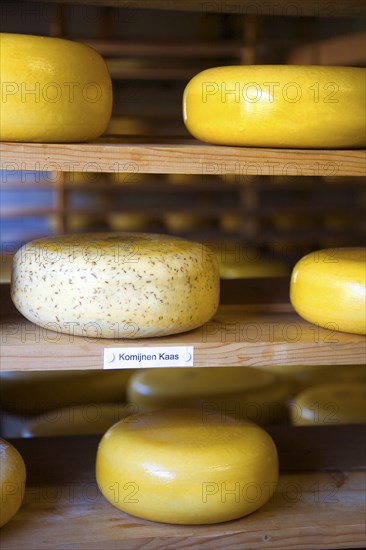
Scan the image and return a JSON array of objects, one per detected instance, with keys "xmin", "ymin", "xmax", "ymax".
[
  {"xmin": 290, "ymin": 248, "xmax": 366, "ymax": 335},
  {"xmin": 96, "ymin": 408, "xmax": 279, "ymax": 524},
  {"xmin": 0, "ymin": 370, "xmax": 136, "ymax": 415},
  {"xmin": 0, "ymin": 33, "xmax": 112, "ymax": 142},
  {"xmin": 21, "ymin": 402, "xmax": 134, "ymax": 437},
  {"xmin": 127, "ymin": 366, "xmax": 291, "ymax": 425},
  {"xmin": 0, "ymin": 438, "xmax": 26, "ymax": 528},
  {"xmin": 11, "ymin": 233, "xmax": 219, "ymax": 338},
  {"xmin": 290, "ymin": 382, "xmax": 366, "ymax": 426},
  {"xmin": 183, "ymin": 65, "xmax": 366, "ymax": 148}
]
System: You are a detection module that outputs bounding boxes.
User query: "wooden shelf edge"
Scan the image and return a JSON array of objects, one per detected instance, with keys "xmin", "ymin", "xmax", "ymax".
[{"xmin": 1, "ymin": 141, "xmax": 365, "ymax": 177}]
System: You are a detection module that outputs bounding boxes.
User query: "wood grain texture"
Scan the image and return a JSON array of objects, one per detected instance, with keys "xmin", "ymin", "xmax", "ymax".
[
  {"xmin": 1, "ymin": 434, "xmax": 365, "ymax": 549},
  {"xmin": 1, "ymin": 140, "xmax": 365, "ymax": 176},
  {"xmin": 1, "ymin": 280, "xmax": 365, "ymax": 371}
]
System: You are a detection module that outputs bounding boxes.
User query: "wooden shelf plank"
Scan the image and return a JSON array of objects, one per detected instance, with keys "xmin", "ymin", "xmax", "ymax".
[
  {"xmin": 1, "ymin": 280, "xmax": 365, "ymax": 371},
  {"xmin": 0, "ymin": 435, "xmax": 365, "ymax": 550},
  {"xmin": 1, "ymin": 140, "xmax": 365, "ymax": 176},
  {"xmin": 28, "ymin": 0, "xmax": 366, "ymax": 18}
]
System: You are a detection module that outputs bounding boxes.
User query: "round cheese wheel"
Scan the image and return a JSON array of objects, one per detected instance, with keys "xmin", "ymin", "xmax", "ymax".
[
  {"xmin": 0, "ymin": 438, "xmax": 26, "ymax": 528},
  {"xmin": 163, "ymin": 212, "xmax": 213, "ymax": 232},
  {"xmin": 290, "ymin": 382, "xmax": 366, "ymax": 425},
  {"xmin": 11, "ymin": 233, "xmax": 219, "ymax": 338},
  {"xmin": 218, "ymin": 258, "xmax": 289, "ymax": 279},
  {"xmin": 264, "ymin": 363, "xmax": 366, "ymax": 395},
  {"xmin": 0, "ymin": 33, "xmax": 112, "ymax": 142},
  {"xmin": 183, "ymin": 65, "xmax": 366, "ymax": 148},
  {"xmin": 290, "ymin": 248, "xmax": 366, "ymax": 335},
  {"xmin": 108, "ymin": 213, "xmax": 157, "ymax": 232},
  {"xmin": 21, "ymin": 402, "xmax": 133, "ymax": 437},
  {"xmin": 127, "ymin": 366, "xmax": 291, "ymax": 424},
  {"xmin": 96, "ymin": 408, "xmax": 278, "ymax": 524},
  {"xmin": 0, "ymin": 369, "xmax": 135, "ymax": 414}
]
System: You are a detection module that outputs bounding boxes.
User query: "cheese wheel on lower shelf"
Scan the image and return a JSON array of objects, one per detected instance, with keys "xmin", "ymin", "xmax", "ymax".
[
  {"xmin": 0, "ymin": 33, "xmax": 112, "ymax": 142},
  {"xmin": 96, "ymin": 408, "xmax": 278, "ymax": 524},
  {"xmin": 11, "ymin": 233, "xmax": 219, "ymax": 338},
  {"xmin": 127, "ymin": 366, "xmax": 291, "ymax": 424},
  {"xmin": 183, "ymin": 65, "xmax": 366, "ymax": 148},
  {"xmin": 264, "ymin": 363, "xmax": 366, "ymax": 395},
  {"xmin": 21, "ymin": 402, "xmax": 133, "ymax": 437},
  {"xmin": 218, "ymin": 258, "xmax": 289, "ymax": 279},
  {"xmin": 0, "ymin": 438, "xmax": 26, "ymax": 528},
  {"xmin": 290, "ymin": 382, "xmax": 366, "ymax": 425},
  {"xmin": 290, "ymin": 248, "xmax": 366, "ymax": 335},
  {"xmin": 0, "ymin": 370, "xmax": 136, "ymax": 414}
]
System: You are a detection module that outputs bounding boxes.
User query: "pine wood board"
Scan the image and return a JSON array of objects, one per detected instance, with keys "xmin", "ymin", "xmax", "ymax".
[
  {"xmin": 1, "ymin": 281, "xmax": 365, "ymax": 371},
  {"xmin": 1, "ymin": 141, "xmax": 365, "ymax": 177}
]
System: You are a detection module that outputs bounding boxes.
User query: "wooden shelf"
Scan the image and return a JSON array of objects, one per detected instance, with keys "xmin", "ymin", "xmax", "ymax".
[
  {"xmin": 1, "ymin": 140, "xmax": 365, "ymax": 176},
  {"xmin": 1, "ymin": 279, "xmax": 365, "ymax": 371},
  {"xmin": 30, "ymin": 0, "xmax": 366, "ymax": 18},
  {"xmin": 1, "ymin": 432, "xmax": 365, "ymax": 550}
]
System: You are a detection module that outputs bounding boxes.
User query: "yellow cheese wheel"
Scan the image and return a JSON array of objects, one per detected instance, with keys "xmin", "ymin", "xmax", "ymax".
[
  {"xmin": 183, "ymin": 65, "xmax": 366, "ymax": 148},
  {"xmin": 163, "ymin": 212, "xmax": 212, "ymax": 232},
  {"xmin": 290, "ymin": 248, "xmax": 366, "ymax": 335},
  {"xmin": 218, "ymin": 258, "xmax": 289, "ymax": 279},
  {"xmin": 108, "ymin": 213, "xmax": 157, "ymax": 232},
  {"xmin": 127, "ymin": 366, "xmax": 291, "ymax": 424},
  {"xmin": 11, "ymin": 233, "xmax": 219, "ymax": 338},
  {"xmin": 0, "ymin": 438, "xmax": 26, "ymax": 528},
  {"xmin": 96, "ymin": 408, "xmax": 278, "ymax": 524},
  {"xmin": 264, "ymin": 363, "xmax": 366, "ymax": 395},
  {"xmin": 21, "ymin": 402, "xmax": 133, "ymax": 437},
  {"xmin": 290, "ymin": 382, "xmax": 366, "ymax": 425},
  {"xmin": 0, "ymin": 370, "xmax": 135, "ymax": 414},
  {"xmin": 0, "ymin": 33, "xmax": 112, "ymax": 142}
]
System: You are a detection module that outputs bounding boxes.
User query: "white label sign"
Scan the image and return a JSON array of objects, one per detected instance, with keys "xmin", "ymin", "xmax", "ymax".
[{"xmin": 103, "ymin": 346, "xmax": 194, "ymax": 369}]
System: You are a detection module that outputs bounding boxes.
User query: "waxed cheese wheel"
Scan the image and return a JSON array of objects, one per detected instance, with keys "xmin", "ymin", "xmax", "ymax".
[
  {"xmin": 21, "ymin": 402, "xmax": 134, "ymax": 437},
  {"xmin": 264, "ymin": 363, "xmax": 366, "ymax": 395},
  {"xmin": 0, "ymin": 438, "xmax": 26, "ymax": 528},
  {"xmin": 290, "ymin": 248, "xmax": 366, "ymax": 335},
  {"xmin": 96, "ymin": 408, "xmax": 278, "ymax": 524},
  {"xmin": 11, "ymin": 233, "xmax": 219, "ymax": 338},
  {"xmin": 290, "ymin": 382, "xmax": 366, "ymax": 425},
  {"xmin": 127, "ymin": 366, "xmax": 291, "ymax": 424},
  {"xmin": 0, "ymin": 369, "xmax": 136, "ymax": 414},
  {"xmin": 0, "ymin": 33, "xmax": 112, "ymax": 142},
  {"xmin": 183, "ymin": 65, "xmax": 366, "ymax": 148}
]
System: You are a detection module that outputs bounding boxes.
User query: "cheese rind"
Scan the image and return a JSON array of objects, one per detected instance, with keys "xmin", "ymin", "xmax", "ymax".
[
  {"xmin": 96, "ymin": 408, "xmax": 279, "ymax": 524},
  {"xmin": 290, "ymin": 248, "xmax": 366, "ymax": 335},
  {"xmin": 127, "ymin": 366, "xmax": 291, "ymax": 424},
  {"xmin": 0, "ymin": 33, "xmax": 112, "ymax": 142},
  {"xmin": 290, "ymin": 382, "xmax": 366, "ymax": 425},
  {"xmin": 183, "ymin": 65, "xmax": 366, "ymax": 148},
  {"xmin": 0, "ymin": 438, "xmax": 26, "ymax": 528},
  {"xmin": 11, "ymin": 233, "xmax": 220, "ymax": 338}
]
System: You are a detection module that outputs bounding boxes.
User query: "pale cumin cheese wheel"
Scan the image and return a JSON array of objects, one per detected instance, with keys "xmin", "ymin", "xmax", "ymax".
[
  {"xmin": 0, "ymin": 438, "xmax": 26, "ymax": 528},
  {"xmin": 0, "ymin": 33, "xmax": 112, "ymax": 142},
  {"xmin": 11, "ymin": 233, "xmax": 219, "ymax": 338},
  {"xmin": 96, "ymin": 408, "xmax": 279, "ymax": 524},
  {"xmin": 183, "ymin": 65, "xmax": 366, "ymax": 148}
]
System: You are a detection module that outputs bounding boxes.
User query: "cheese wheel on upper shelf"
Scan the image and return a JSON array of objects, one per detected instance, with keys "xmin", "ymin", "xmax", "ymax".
[
  {"xmin": 96, "ymin": 408, "xmax": 279, "ymax": 524},
  {"xmin": 290, "ymin": 382, "xmax": 366, "ymax": 425},
  {"xmin": 127, "ymin": 366, "xmax": 291, "ymax": 424},
  {"xmin": 183, "ymin": 65, "xmax": 366, "ymax": 148},
  {"xmin": 0, "ymin": 369, "xmax": 136, "ymax": 414},
  {"xmin": 290, "ymin": 248, "xmax": 366, "ymax": 335},
  {"xmin": 0, "ymin": 33, "xmax": 112, "ymax": 142},
  {"xmin": 11, "ymin": 233, "xmax": 219, "ymax": 338},
  {"xmin": 0, "ymin": 438, "xmax": 26, "ymax": 528}
]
